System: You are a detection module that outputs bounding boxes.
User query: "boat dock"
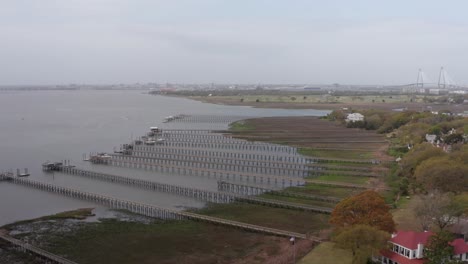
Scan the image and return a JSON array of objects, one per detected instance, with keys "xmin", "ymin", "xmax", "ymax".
[{"xmin": 56, "ymin": 166, "xmax": 332, "ymax": 214}]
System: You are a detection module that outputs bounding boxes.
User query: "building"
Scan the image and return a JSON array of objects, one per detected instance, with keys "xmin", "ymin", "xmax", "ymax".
[
  {"xmin": 346, "ymin": 113, "xmax": 364, "ymax": 122},
  {"xmin": 380, "ymin": 230, "xmax": 468, "ymax": 264},
  {"xmin": 425, "ymin": 134, "xmax": 437, "ymax": 144}
]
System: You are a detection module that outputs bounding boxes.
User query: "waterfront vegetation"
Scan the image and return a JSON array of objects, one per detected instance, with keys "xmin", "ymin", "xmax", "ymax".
[
  {"xmin": 44, "ymin": 219, "xmax": 306, "ymax": 264},
  {"xmin": 169, "ymin": 90, "xmax": 434, "ymax": 105},
  {"xmin": 228, "ymin": 120, "xmax": 255, "ymax": 131},
  {"xmin": 2, "ymin": 208, "xmax": 95, "ymax": 229}
]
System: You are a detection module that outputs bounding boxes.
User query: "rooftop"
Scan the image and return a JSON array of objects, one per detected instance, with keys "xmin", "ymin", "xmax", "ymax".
[{"xmin": 390, "ymin": 231, "xmax": 434, "ymax": 250}]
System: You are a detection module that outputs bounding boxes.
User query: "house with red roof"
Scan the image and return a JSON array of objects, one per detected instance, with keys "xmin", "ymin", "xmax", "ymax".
[{"xmin": 380, "ymin": 230, "xmax": 468, "ymax": 264}]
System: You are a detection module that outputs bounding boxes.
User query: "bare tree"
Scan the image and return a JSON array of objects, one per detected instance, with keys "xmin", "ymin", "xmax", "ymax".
[{"xmin": 414, "ymin": 191, "xmax": 463, "ymax": 231}]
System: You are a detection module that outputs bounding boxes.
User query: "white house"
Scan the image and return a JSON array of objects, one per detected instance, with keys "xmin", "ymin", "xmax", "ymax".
[
  {"xmin": 425, "ymin": 134, "xmax": 437, "ymax": 144},
  {"xmin": 380, "ymin": 230, "xmax": 468, "ymax": 264},
  {"xmin": 346, "ymin": 113, "xmax": 364, "ymax": 122}
]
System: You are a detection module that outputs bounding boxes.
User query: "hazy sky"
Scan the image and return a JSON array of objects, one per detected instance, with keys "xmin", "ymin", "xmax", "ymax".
[{"xmin": 1, "ymin": 0, "xmax": 468, "ymax": 85}]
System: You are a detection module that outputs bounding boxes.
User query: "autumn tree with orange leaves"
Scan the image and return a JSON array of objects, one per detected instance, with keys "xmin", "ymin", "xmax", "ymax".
[{"xmin": 329, "ymin": 190, "xmax": 396, "ymax": 233}]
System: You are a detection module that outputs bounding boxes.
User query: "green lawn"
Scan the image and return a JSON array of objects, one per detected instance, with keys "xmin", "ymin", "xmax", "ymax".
[{"xmin": 299, "ymin": 242, "xmax": 352, "ymax": 264}]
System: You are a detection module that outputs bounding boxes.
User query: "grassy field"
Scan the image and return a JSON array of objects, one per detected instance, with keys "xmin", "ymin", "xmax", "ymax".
[
  {"xmin": 42, "ymin": 218, "xmax": 314, "ymax": 264},
  {"xmin": 259, "ymin": 193, "xmax": 338, "ymax": 208},
  {"xmin": 314, "ymin": 174, "xmax": 369, "ymax": 185},
  {"xmin": 391, "ymin": 196, "xmax": 422, "ymax": 231},
  {"xmin": 194, "ymin": 203, "xmax": 330, "ymax": 235},
  {"xmin": 299, "ymin": 148, "xmax": 374, "ymax": 160},
  {"xmin": 283, "ymin": 184, "xmax": 359, "ymax": 199}
]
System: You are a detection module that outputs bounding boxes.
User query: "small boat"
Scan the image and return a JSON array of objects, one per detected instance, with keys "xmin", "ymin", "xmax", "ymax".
[
  {"xmin": 17, "ymin": 168, "xmax": 30, "ymax": 177},
  {"xmin": 150, "ymin": 126, "xmax": 161, "ymax": 133},
  {"xmin": 145, "ymin": 140, "xmax": 156, "ymax": 145},
  {"xmin": 163, "ymin": 116, "xmax": 174, "ymax": 122}
]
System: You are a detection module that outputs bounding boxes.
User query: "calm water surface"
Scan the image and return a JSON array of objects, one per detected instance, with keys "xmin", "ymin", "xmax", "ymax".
[{"xmin": 0, "ymin": 90, "xmax": 329, "ymax": 225}]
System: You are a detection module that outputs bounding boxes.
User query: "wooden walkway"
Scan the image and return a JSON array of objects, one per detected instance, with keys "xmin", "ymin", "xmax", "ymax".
[
  {"xmin": 0, "ymin": 229, "xmax": 77, "ymax": 264},
  {"xmin": 1, "ymin": 175, "xmax": 319, "ymax": 241}
]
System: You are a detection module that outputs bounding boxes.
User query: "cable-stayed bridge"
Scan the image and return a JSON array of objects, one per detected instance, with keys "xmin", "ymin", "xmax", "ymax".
[{"xmin": 403, "ymin": 67, "xmax": 466, "ymax": 90}]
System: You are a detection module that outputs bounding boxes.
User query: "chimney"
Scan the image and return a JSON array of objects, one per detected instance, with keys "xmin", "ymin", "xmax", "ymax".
[{"xmin": 416, "ymin": 243, "xmax": 424, "ymax": 259}]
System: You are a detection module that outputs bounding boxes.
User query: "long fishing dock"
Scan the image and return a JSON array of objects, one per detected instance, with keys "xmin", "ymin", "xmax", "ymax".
[
  {"xmin": 0, "ymin": 229, "xmax": 77, "ymax": 264},
  {"xmin": 1, "ymin": 174, "xmax": 316, "ymax": 241}
]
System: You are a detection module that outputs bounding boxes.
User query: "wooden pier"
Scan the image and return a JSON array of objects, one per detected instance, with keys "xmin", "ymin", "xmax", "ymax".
[
  {"xmin": 109, "ymin": 154, "xmax": 309, "ymax": 177},
  {"xmin": 106, "ymin": 158, "xmax": 306, "ymax": 187},
  {"xmin": 0, "ymin": 229, "xmax": 77, "ymax": 264},
  {"xmin": 120, "ymin": 150, "xmax": 311, "ymax": 171},
  {"xmin": 57, "ymin": 166, "xmax": 332, "ymax": 214},
  {"xmin": 1, "ymin": 175, "xmax": 317, "ymax": 241}
]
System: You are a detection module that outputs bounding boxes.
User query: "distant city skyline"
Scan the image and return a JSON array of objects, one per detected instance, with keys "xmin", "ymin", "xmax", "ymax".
[{"xmin": 1, "ymin": 0, "xmax": 468, "ymax": 85}]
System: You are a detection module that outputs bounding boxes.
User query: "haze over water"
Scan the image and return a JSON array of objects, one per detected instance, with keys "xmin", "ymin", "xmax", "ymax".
[{"xmin": 0, "ymin": 90, "xmax": 329, "ymax": 226}]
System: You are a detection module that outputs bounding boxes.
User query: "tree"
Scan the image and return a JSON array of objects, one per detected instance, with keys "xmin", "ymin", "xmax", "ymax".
[
  {"xmin": 425, "ymin": 230, "xmax": 462, "ymax": 264},
  {"xmin": 333, "ymin": 225, "xmax": 390, "ymax": 264},
  {"xmin": 398, "ymin": 143, "xmax": 446, "ymax": 179},
  {"xmin": 364, "ymin": 114, "xmax": 383, "ymax": 130},
  {"xmin": 398, "ymin": 122, "xmax": 431, "ymax": 145},
  {"xmin": 443, "ymin": 133, "xmax": 464, "ymax": 144},
  {"xmin": 414, "ymin": 191, "xmax": 465, "ymax": 231},
  {"xmin": 327, "ymin": 110, "xmax": 346, "ymax": 121},
  {"xmin": 329, "ymin": 190, "xmax": 396, "ymax": 233},
  {"xmin": 414, "ymin": 156, "xmax": 468, "ymax": 193}
]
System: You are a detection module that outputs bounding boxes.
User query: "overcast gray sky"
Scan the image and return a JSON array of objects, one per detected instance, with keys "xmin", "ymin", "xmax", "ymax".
[{"xmin": 1, "ymin": 0, "xmax": 468, "ymax": 85}]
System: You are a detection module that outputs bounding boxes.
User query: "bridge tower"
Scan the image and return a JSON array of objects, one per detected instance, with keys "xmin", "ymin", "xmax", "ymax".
[
  {"xmin": 416, "ymin": 68, "xmax": 426, "ymax": 88},
  {"xmin": 438, "ymin": 67, "xmax": 455, "ymax": 89}
]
